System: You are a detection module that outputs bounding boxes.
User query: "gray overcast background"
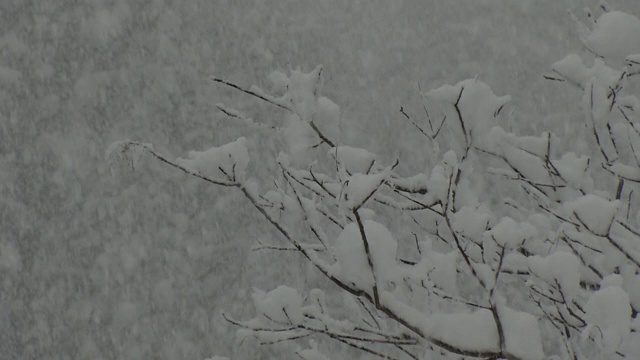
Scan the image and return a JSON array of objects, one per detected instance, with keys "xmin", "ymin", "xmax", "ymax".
[{"xmin": 3, "ymin": 1, "xmax": 640, "ymax": 359}]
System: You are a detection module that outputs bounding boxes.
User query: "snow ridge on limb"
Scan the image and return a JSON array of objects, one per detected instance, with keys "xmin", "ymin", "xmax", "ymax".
[{"xmin": 176, "ymin": 137, "xmax": 249, "ymax": 183}]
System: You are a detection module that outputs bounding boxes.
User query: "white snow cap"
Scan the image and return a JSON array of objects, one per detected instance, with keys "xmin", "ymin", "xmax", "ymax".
[
  {"xmin": 430, "ymin": 309, "xmax": 499, "ymax": 353},
  {"xmin": 582, "ymin": 11, "xmax": 640, "ymax": 66},
  {"xmin": 274, "ymin": 66, "xmax": 341, "ymax": 164},
  {"xmin": 333, "ymin": 220, "xmax": 398, "ymax": 289},
  {"xmin": 552, "ymin": 152, "xmax": 590, "ymax": 189},
  {"xmin": 485, "ymin": 216, "xmax": 537, "ymax": 249},
  {"xmin": 176, "ymin": 137, "xmax": 249, "ymax": 182},
  {"xmin": 551, "ymin": 55, "xmax": 622, "ymax": 100},
  {"xmin": 583, "ymin": 284, "xmax": 631, "ymax": 353},
  {"xmin": 329, "ymin": 146, "xmax": 376, "ymax": 175},
  {"xmin": 452, "ymin": 206, "xmax": 491, "ymax": 241},
  {"xmin": 410, "ymin": 249, "xmax": 458, "ymax": 294},
  {"xmin": 528, "ymin": 251, "xmax": 581, "ymax": 301},
  {"xmin": 287, "ymin": 65, "xmax": 323, "ymax": 116},
  {"xmin": 252, "ymin": 285, "xmax": 304, "ymax": 325},
  {"xmin": 283, "ymin": 113, "xmax": 317, "ymax": 164},
  {"xmin": 315, "ymin": 96, "xmax": 341, "ymax": 145},
  {"xmin": 501, "ymin": 306, "xmax": 545, "ymax": 360},
  {"xmin": 341, "ymin": 171, "xmax": 388, "ymax": 210},
  {"xmin": 564, "ymin": 194, "xmax": 619, "ymax": 235},
  {"xmin": 267, "ymin": 70, "xmax": 289, "ymax": 94}
]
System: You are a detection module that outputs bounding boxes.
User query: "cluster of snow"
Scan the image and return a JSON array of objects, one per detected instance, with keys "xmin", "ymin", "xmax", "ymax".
[
  {"xmin": 452, "ymin": 206, "xmax": 491, "ymax": 242},
  {"xmin": 252, "ymin": 285, "xmax": 304, "ymax": 325},
  {"xmin": 305, "ymin": 288, "xmax": 327, "ymax": 316},
  {"xmin": 552, "ymin": 54, "xmax": 626, "ymax": 134},
  {"xmin": 581, "ymin": 11, "xmax": 640, "ymax": 66},
  {"xmin": 315, "ymin": 96, "xmax": 341, "ymax": 143},
  {"xmin": 526, "ymin": 213, "xmax": 552, "ymax": 238},
  {"xmin": 551, "ymin": 152, "xmax": 591, "ymax": 190},
  {"xmin": 583, "ymin": 276, "xmax": 631, "ymax": 354},
  {"xmin": 381, "ymin": 293, "xmax": 544, "ymax": 359},
  {"xmin": 340, "ymin": 170, "xmax": 388, "ymax": 211},
  {"xmin": 260, "ymin": 66, "xmax": 341, "ymax": 164},
  {"xmin": 551, "ymin": 55, "xmax": 625, "ymax": 122},
  {"xmin": 528, "ymin": 251, "xmax": 581, "ymax": 301},
  {"xmin": 332, "ymin": 220, "xmax": 398, "ymax": 289},
  {"xmin": 430, "ymin": 309, "xmax": 499, "ymax": 353},
  {"xmin": 608, "ymin": 163, "xmax": 640, "ymax": 182},
  {"xmin": 266, "ymin": 70, "xmax": 290, "ymax": 94},
  {"xmin": 406, "ymin": 243, "xmax": 459, "ymax": 294},
  {"xmin": 329, "ymin": 146, "xmax": 376, "ymax": 175},
  {"xmin": 500, "ymin": 304, "xmax": 545, "ymax": 360},
  {"xmin": 564, "ymin": 194, "xmax": 619, "ymax": 235},
  {"xmin": 283, "ymin": 113, "xmax": 318, "ymax": 164},
  {"xmin": 551, "ymin": 55, "xmax": 607, "ymax": 87},
  {"xmin": 485, "ymin": 216, "xmax": 537, "ymax": 249},
  {"xmin": 285, "ymin": 65, "xmax": 323, "ymax": 117},
  {"xmin": 426, "ymin": 164, "xmax": 450, "ymax": 203},
  {"xmin": 486, "ymin": 127, "xmax": 557, "ymax": 186},
  {"xmin": 500, "ymin": 131, "xmax": 549, "ymax": 158},
  {"xmin": 388, "ymin": 173, "xmax": 430, "ymax": 193},
  {"xmin": 176, "ymin": 137, "xmax": 249, "ymax": 182}
]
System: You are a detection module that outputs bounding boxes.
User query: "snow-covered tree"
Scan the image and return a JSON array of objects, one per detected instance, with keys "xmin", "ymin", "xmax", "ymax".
[{"xmin": 110, "ymin": 5, "xmax": 640, "ymax": 359}]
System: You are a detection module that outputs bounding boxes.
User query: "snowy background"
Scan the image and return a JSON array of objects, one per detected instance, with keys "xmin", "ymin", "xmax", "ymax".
[{"xmin": 3, "ymin": 0, "xmax": 640, "ymax": 358}]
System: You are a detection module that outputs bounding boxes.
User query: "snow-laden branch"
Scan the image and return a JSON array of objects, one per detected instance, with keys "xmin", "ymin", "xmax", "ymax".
[{"xmin": 112, "ymin": 7, "xmax": 640, "ymax": 358}]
